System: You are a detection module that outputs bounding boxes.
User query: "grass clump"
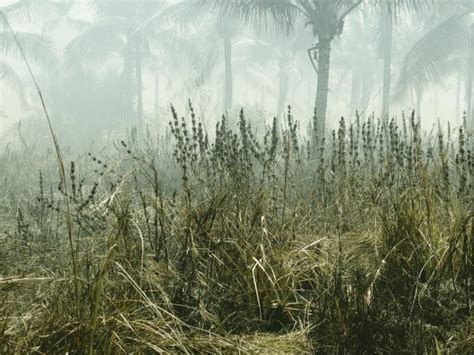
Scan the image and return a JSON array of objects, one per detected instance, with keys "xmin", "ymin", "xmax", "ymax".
[{"xmin": 0, "ymin": 105, "xmax": 472, "ymax": 353}]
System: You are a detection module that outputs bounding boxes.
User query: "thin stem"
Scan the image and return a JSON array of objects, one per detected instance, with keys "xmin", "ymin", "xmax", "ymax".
[{"xmin": 0, "ymin": 11, "xmax": 79, "ymax": 301}]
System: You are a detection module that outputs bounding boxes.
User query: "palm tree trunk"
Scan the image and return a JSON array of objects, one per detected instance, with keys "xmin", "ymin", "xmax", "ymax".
[
  {"xmin": 350, "ymin": 69, "xmax": 361, "ymax": 116},
  {"xmin": 466, "ymin": 24, "xmax": 474, "ymax": 132},
  {"xmin": 416, "ymin": 88, "xmax": 422, "ymax": 122},
  {"xmin": 349, "ymin": 13, "xmax": 363, "ymax": 118},
  {"xmin": 360, "ymin": 66, "xmax": 374, "ymax": 119},
  {"xmin": 456, "ymin": 71, "xmax": 461, "ymax": 124},
  {"xmin": 223, "ymin": 34, "xmax": 233, "ymax": 111},
  {"xmin": 381, "ymin": 4, "xmax": 393, "ymax": 122},
  {"xmin": 277, "ymin": 56, "xmax": 290, "ymax": 117},
  {"xmin": 135, "ymin": 40, "xmax": 143, "ymax": 137},
  {"xmin": 306, "ymin": 78, "xmax": 312, "ymax": 109},
  {"xmin": 315, "ymin": 38, "xmax": 331, "ymax": 140},
  {"xmin": 123, "ymin": 41, "xmax": 134, "ymax": 122},
  {"xmin": 154, "ymin": 72, "xmax": 160, "ymax": 122}
]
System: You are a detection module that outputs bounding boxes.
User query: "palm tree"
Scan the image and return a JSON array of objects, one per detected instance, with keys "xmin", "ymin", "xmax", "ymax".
[
  {"xmin": 376, "ymin": 0, "xmax": 434, "ymax": 120},
  {"xmin": 202, "ymin": 0, "xmax": 366, "ymax": 140},
  {"xmin": 330, "ymin": 8, "xmax": 379, "ymax": 118},
  {"xmin": 45, "ymin": 66, "xmax": 136, "ymax": 144},
  {"xmin": 0, "ymin": 0, "xmax": 61, "ymax": 107},
  {"xmin": 216, "ymin": 17, "xmax": 237, "ymax": 110},
  {"xmin": 156, "ymin": 2, "xmax": 241, "ymax": 111},
  {"xmin": 203, "ymin": 0, "xmax": 435, "ymax": 140},
  {"xmin": 394, "ymin": 0, "xmax": 474, "ymax": 128},
  {"xmin": 233, "ymin": 24, "xmax": 311, "ymax": 117},
  {"xmin": 65, "ymin": 0, "xmax": 197, "ymax": 137},
  {"xmin": 380, "ymin": 2, "xmax": 393, "ymax": 120}
]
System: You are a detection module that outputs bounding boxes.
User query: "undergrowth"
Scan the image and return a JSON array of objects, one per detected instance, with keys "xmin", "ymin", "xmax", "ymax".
[{"xmin": 0, "ymin": 104, "xmax": 472, "ymax": 353}]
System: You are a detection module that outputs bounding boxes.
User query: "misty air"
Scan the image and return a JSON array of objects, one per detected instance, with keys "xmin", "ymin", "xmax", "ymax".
[{"xmin": 0, "ymin": 1, "xmax": 473, "ymax": 353}]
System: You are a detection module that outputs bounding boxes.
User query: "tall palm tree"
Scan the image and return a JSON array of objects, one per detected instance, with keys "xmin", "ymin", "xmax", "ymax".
[
  {"xmin": 66, "ymin": 0, "xmax": 196, "ymax": 136},
  {"xmin": 232, "ymin": 23, "xmax": 311, "ymax": 117},
  {"xmin": 395, "ymin": 0, "xmax": 474, "ymax": 128},
  {"xmin": 156, "ymin": 2, "xmax": 241, "ymax": 111},
  {"xmin": 376, "ymin": 0, "xmax": 434, "ymax": 120},
  {"xmin": 202, "ymin": 0, "xmax": 365, "ymax": 140},
  {"xmin": 330, "ymin": 8, "xmax": 379, "ymax": 118},
  {"xmin": 0, "ymin": 0, "xmax": 61, "ymax": 107},
  {"xmin": 203, "ymin": 0, "xmax": 433, "ymax": 140},
  {"xmin": 214, "ymin": 17, "xmax": 237, "ymax": 110}
]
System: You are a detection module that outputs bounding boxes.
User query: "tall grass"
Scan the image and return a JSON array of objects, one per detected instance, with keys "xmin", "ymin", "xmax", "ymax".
[{"xmin": 0, "ymin": 105, "xmax": 472, "ymax": 353}]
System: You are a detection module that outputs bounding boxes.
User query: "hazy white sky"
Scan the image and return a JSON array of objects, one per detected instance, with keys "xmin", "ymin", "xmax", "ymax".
[{"xmin": 0, "ymin": 0, "xmax": 469, "ymax": 139}]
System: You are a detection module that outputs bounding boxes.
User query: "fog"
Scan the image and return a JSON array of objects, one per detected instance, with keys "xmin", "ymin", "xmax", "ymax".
[
  {"xmin": 1, "ymin": 2, "xmax": 473, "ymax": 351},
  {"xmin": 0, "ymin": 0, "xmax": 472, "ymax": 149}
]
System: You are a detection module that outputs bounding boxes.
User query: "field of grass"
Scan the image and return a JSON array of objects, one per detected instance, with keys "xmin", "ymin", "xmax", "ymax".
[{"xmin": 1, "ymin": 105, "xmax": 472, "ymax": 353}]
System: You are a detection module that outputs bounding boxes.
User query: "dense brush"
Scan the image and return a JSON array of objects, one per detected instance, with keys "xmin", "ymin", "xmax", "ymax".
[{"xmin": 1, "ymin": 106, "xmax": 472, "ymax": 353}]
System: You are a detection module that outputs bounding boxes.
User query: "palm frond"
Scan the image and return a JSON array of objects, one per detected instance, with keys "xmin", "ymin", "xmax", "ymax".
[
  {"xmin": 200, "ymin": 0, "xmax": 300, "ymax": 34},
  {"xmin": 0, "ymin": 31, "xmax": 56, "ymax": 67},
  {"xmin": 141, "ymin": 1, "xmax": 211, "ymax": 35},
  {"xmin": 0, "ymin": 60, "xmax": 28, "ymax": 107},
  {"xmin": 1, "ymin": 0, "xmax": 64, "ymax": 24},
  {"xmin": 150, "ymin": 27, "xmax": 201, "ymax": 61},
  {"xmin": 372, "ymin": 0, "xmax": 435, "ymax": 15},
  {"xmin": 394, "ymin": 13, "xmax": 470, "ymax": 101},
  {"xmin": 64, "ymin": 19, "xmax": 128, "ymax": 66}
]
